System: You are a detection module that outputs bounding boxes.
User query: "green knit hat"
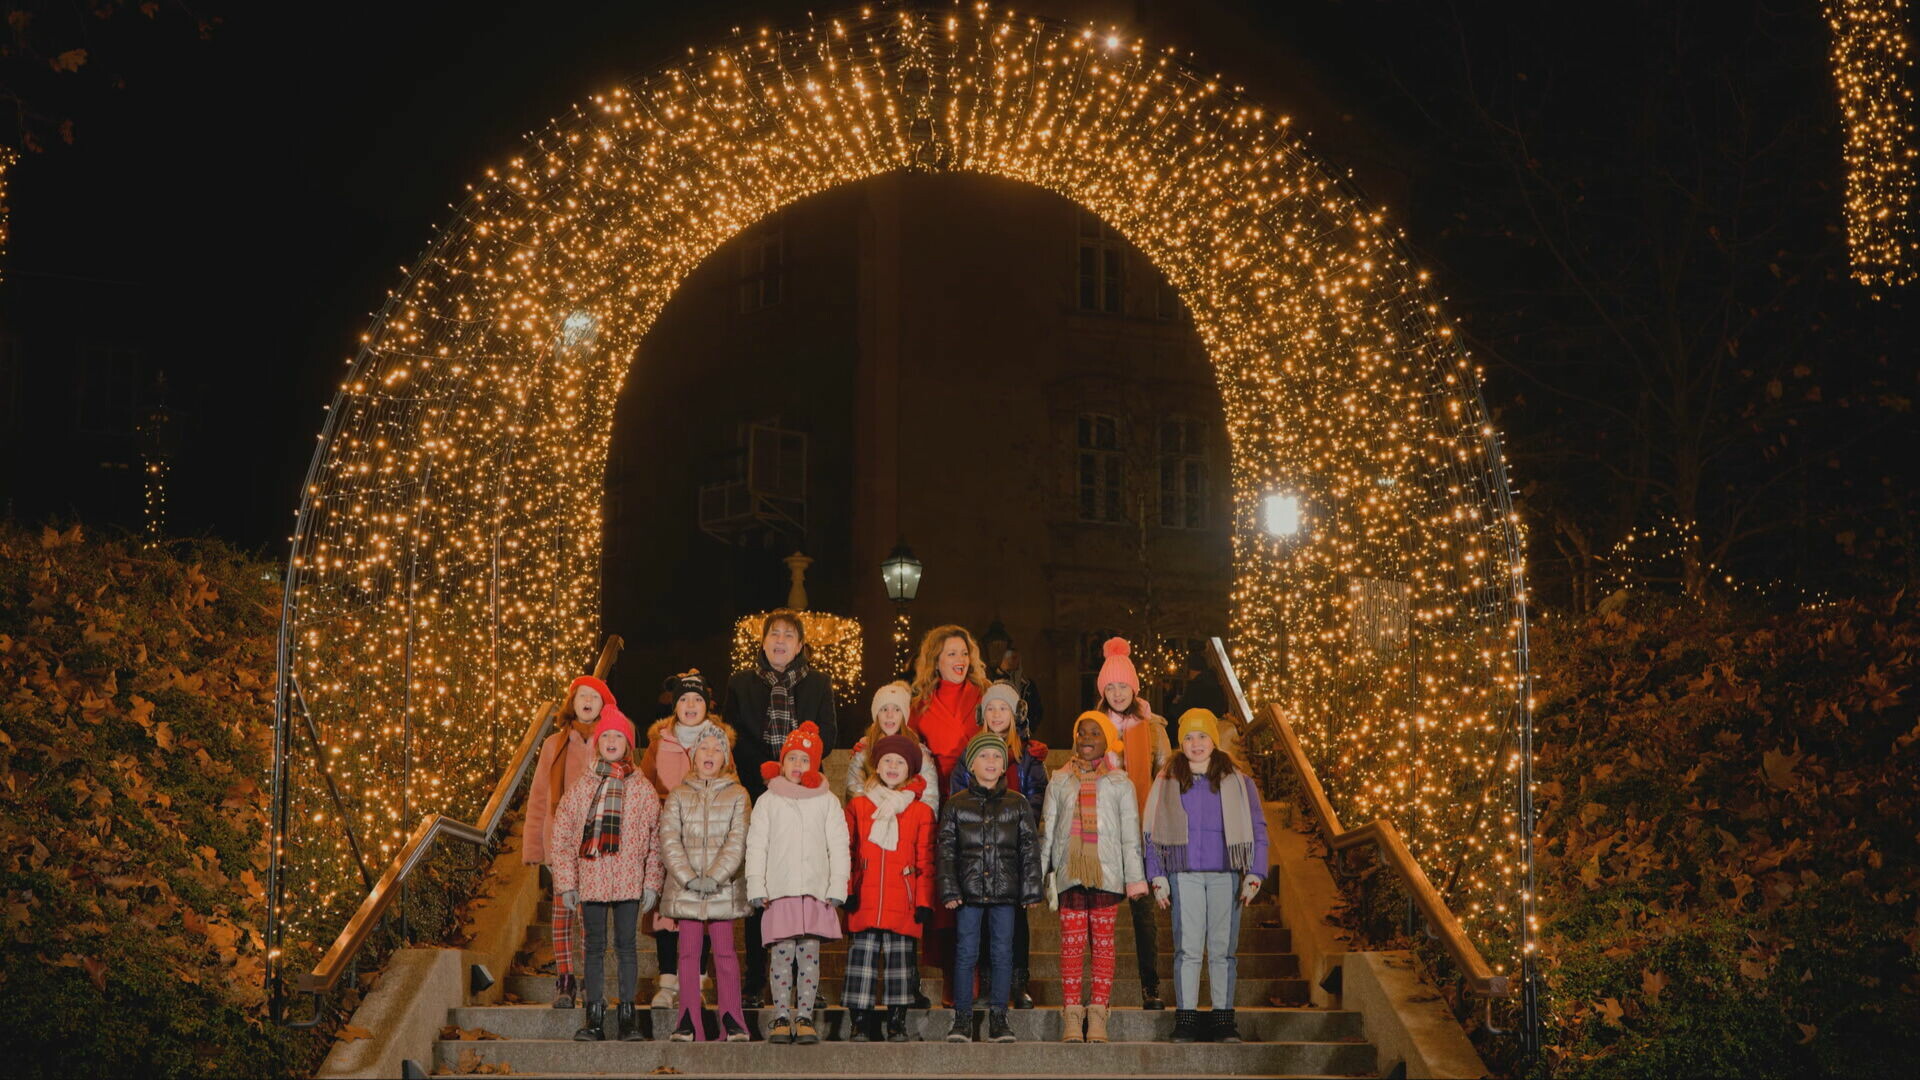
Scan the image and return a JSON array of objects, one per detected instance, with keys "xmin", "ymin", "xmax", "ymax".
[{"xmin": 964, "ymin": 730, "xmax": 1009, "ymax": 772}]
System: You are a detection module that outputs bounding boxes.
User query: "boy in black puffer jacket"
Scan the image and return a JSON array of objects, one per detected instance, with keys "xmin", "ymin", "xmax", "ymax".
[{"xmin": 936, "ymin": 730, "xmax": 1044, "ymax": 1043}]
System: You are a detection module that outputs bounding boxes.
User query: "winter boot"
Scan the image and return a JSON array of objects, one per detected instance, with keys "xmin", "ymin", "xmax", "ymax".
[
  {"xmin": 670, "ymin": 1009, "xmax": 696, "ymax": 1042},
  {"xmin": 1011, "ymin": 969, "xmax": 1035, "ymax": 1009},
  {"xmin": 1139, "ymin": 982, "xmax": 1165, "ymax": 1010},
  {"xmin": 1209, "ymin": 1008, "xmax": 1242, "ymax": 1043},
  {"xmin": 551, "ymin": 973, "xmax": 577, "ymax": 1009},
  {"xmin": 1061, "ymin": 1003, "xmax": 1086, "ymax": 1042},
  {"xmin": 573, "ymin": 1001, "xmax": 606, "ymax": 1041},
  {"xmin": 721, "ymin": 1012, "xmax": 750, "ymax": 1042},
  {"xmin": 1085, "ymin": 1003, "xmax": 1110, "ymax": 1043},
  {"xmin": 1169, "ymin": 1008, "xmax": 1201, "ymax": 1043},
  {"xmin": 793, "ymin": 1015, "xmax": 820, "ymax": 1045},
  {"xmin": 650, "ymin": 972, "xmax": 678, "ymax": 1009},
  {"xmin": 987, "ymin": 1010, "xmax": 1016, "ymax": 1043},
  {"xmin": 767, "ymin": 1013, "xmax": 794, "ymax": 1045},
  {"xmin": 886, "ymin": 1005, "xmax": 910, "ymax": 1042},
  {"xmin": 618, "ymin": 999, "xmax": 648, "ymax": 1037},
  {"xmin": 945, "ymin": 1011, "xmax": 973, "ymax": 1042},
  {"xmin": 849, "ymin": 1008, "xmax": 872, "ymax": 1042}
]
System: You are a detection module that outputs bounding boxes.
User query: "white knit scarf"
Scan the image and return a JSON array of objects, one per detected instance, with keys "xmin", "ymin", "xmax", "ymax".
[{"xmin": 863, "ymin": 779, "xmax": 916, "ymax": 851}]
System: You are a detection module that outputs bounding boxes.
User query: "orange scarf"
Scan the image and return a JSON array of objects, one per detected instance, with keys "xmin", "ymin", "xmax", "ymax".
[{"xmin": 1123, "ymin": 720, "xmax": 1155, "ymax": 815}]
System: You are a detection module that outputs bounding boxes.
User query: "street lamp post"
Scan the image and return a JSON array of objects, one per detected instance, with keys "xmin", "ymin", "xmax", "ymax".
[{"xmin": 881, "ymin": 539, "xmax": 923, "ymax": 680}]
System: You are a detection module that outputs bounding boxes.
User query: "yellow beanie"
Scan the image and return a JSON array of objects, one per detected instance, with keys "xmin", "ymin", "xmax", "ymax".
[
  {"xmin": 1176, "ymin": 708, "xmax": 1223, "ymax": 748},
  {"xmin": 1074, "ymin": 709, "xmax": 1120, "ymax": 754}
]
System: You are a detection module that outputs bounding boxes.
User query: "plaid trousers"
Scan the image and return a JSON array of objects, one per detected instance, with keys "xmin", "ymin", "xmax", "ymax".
[
  {"xmin": 550, "ymin": 896, "xmax": 587, "ymax": 977},
  {"xmin": 840, "ymin": 929, "xmax": 918, "ymax": 1009}
]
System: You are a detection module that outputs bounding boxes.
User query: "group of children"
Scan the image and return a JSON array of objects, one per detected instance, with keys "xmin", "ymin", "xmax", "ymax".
[{"xmin": 525, "ymin": 620, "xmax": 1269, "ymax": 1046}]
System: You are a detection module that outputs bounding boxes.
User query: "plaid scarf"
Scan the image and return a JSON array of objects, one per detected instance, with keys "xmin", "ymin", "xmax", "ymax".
[
  {"xmin": 757, "ymin": 649, "xmax": 810, "ymax": 750},
  {"xmin": 1067, "ymin": 757, "xmax": 1108, "ymax": 890},
  {"xmin": 578, "ymin": 758, "xmax": 634, "ymax": 860}
]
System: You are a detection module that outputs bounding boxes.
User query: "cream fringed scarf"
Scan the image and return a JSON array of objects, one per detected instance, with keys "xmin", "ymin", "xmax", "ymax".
[
  {"xmin": 863, "ymin": 780, "xmax": 916, "ymax": 851},
  {"xmin": 1144, "ymin": 767, "xmax": 1256, "ymax": 874}
]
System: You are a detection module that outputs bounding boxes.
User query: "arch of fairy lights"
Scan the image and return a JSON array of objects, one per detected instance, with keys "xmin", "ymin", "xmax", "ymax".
[{"xmin": 268, "ymin": 1, "xmax": 1535, "ymax": 1009}]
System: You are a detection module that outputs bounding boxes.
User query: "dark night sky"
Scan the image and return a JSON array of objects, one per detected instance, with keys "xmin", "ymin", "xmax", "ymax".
[
  {"xmin": 6, "ymin": 0, "xmax": 1407, "ymax": 552},
  {"xmin": 6, "ymin": 0, "xmax": 1895, "ymax": 587}
]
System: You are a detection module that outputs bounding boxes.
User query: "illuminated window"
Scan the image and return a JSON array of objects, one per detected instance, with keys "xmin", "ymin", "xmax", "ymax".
[{"xmin": 736, "ymin": 227, "xmax": 784, "ymax": 312}]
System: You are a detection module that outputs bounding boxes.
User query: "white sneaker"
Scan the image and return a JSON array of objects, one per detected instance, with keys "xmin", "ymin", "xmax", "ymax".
[{"xmin": 651, "ymin": 973, "xmax": 678, "ymax": 1009}]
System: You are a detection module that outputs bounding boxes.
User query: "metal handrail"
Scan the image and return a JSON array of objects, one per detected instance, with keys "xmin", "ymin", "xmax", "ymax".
[
  {"xmin": 286, "ymin": 634, "xmax": 624, "ymax": 1012},
  {"xmin": 1202, "ymin": 637, "xmax": 1511, "ymax": 997}
]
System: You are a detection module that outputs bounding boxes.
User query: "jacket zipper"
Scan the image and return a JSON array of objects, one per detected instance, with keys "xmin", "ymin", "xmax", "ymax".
[{"xmin": 875, "ymin": 826, "xmax": 888, "ymax": 927}]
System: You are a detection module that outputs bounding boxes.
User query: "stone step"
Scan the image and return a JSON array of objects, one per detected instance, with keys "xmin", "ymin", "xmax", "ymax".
[
  {"xmin": 449, "ymin": 1003, "xmax": 1365, "ymax": 1044},
  {"xmin": 525, "ymin": 921, "xmax": 1293, "ymax": 954},
  {"xmin": 506, "ymin": 972, "xmax": 1310, "ymax": 1007},
  {"xmin": 518, "ymin": 948, "xmax": 1299, "ymax": 980},
  {"xmin": 432, "ymin": 1035, "xmax": 1377, "ymax": 1077}
]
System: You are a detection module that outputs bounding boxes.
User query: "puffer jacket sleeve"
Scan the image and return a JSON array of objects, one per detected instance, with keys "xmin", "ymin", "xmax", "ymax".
[
  {"xmin": 660, "ymin": 788, "xmax": 693, "ymax": 887},
  {"xmin": 1116, "ymin": 773, "xmax": 1146, "ymax": 887},
  {"xmin": 843, "ymin": 743, "xmax": 867, "ymax": 801},
  {"xmin": 918, "ymin": 748, "xmax": 942, "ymax": 814},
  {"xmin": 825, "ymin": 793, "xmax": 852, "ymax": 904},
  {"xmin": 935, "ymin": 799, "xmax": 961, "ymax": 906},
  {"xmin": 844, "ymin": 801, "xmax": 866, "ymax": 904},
  {"xmin": 548, "ymin": 774, "xmax": 589, "ymax": 896},
  {"xmin": 710, "ymin": 786, "xmax": 750, "ymax": 883},
  {"xmin": 1016, "ymin": 797, "xmax": 1044, "ymax": 907},
  {"xmin": 912, "ymin": 805, "xmax": 935, "ymax": 910},
  {"xmin": 524, "ymin": 731, "xmax": 563, "ymax": 865},
  {"xmin": 638, "ymin": 785, "xmax": 665, "ymax": 895},
  {"xmin": 743, "ymin": 790, "xmax": 769, "ymax": 901},
  {"xmin": 1039, "ymin": 772, "xmax": 1065, "ymax": 877}
]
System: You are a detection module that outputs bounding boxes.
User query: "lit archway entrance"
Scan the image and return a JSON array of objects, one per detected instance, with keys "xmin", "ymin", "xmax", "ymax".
[{"xmin": 271, "ymin": 2, "xmax": 1532, "ymax": 1004}]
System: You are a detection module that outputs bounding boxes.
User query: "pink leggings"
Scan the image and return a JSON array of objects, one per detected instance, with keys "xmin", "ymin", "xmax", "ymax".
[{"xmin": 674, "ymin": 919, "xmax": 745, "ymax": 1040}]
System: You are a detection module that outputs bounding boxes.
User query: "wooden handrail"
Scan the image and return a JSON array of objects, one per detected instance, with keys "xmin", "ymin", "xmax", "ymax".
[
  {"xmin": 1203, "ymin": 638, "xmax": 1510, "ymax": 997},
  {"xmin": 291, "ymin": 635, "xmax": 624, "ymax": 1000}
]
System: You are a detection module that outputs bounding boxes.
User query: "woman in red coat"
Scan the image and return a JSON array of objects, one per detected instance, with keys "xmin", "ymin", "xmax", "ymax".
[
  {"xmin": 841, "ymin": 733, "xmax": 937, "ymax": 1042},
  {"xmin": 906, "ymin": 624, "xmax": 987, "ymax": 1005}
]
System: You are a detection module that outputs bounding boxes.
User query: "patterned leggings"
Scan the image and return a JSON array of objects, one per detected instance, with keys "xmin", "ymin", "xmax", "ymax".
[
  {"xmin": 768, "ymin": 936, "xmax": 822, "ymax": 1019},
  {"xmin": 1058, "ymin": 887, "xmax": 1122, "ymax": 1006}
]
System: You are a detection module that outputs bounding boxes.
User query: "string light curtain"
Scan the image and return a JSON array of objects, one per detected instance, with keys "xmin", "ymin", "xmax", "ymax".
[
  {"xmin": 270, "ymin": 2, "xmax": 1535, "ymax": 992},
  {"xmin": 1825, "ymin": 0, "xmax": 1918, "ymax": 287}
]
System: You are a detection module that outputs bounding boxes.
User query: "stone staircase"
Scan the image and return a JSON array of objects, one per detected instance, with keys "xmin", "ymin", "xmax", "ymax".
[{"xmin": 425, "ymin": 798, "xmax": 1379, "ymax": 1077}]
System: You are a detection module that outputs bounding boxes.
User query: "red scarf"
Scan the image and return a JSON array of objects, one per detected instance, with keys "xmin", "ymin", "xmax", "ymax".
[{"xmin": 912, "ymin": 679, "xmax": 982, "ymax": 779}]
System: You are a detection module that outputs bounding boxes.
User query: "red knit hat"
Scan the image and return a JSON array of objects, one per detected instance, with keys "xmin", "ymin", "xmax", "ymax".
[
  {"xmin": 1096, "ymin": 637, "xmax": 1139, "ymax": 696},
  {"xmin": 590, "ymin": 705, "xmax": 636, "ymax": 749},
  {"xmin": 761, "ymin": 720, "xmax": 826, "ymax": 788},
  {"xmin": 568, "ymin": 675, "xmax": 617, "ymax": 714}
]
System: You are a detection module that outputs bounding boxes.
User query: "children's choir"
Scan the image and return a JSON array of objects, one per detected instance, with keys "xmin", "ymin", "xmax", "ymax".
[{"xmin": 521, "ymin": 616, "xmax": 1266, "ymax": 1045}]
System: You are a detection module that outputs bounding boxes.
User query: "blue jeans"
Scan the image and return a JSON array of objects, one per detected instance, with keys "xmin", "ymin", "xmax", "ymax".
[
  {"xmin": 952, "ymin": 903, "xmax": 1015, "ymax": 1016},
  {"xmin": 1167, "ymin": 872, "xmax": 1243, "ymax": 1010}
]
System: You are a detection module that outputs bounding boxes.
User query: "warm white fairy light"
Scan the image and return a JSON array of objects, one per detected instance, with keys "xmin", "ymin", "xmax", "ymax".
[
  {"xmin": 1826, "ymin": 0, "xmax": 1918, "ymax": 286},
  {"xmin": 273, "ymin": 2, "xmax": 1533, "ymax": 983},
  {"xmin": 0, "ymin": 146, "xmax": 16, "ymax": 284}
]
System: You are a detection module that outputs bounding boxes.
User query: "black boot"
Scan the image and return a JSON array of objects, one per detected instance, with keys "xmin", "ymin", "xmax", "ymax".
[
  {"xmin": 551, "ymin": 973, "xmax": 577, "ymax": 1009},
  {"xmin": 849, "ymin": 1008, "xmax": 873, "ymax": 1042},
  {"xmin": 671, "ymin": 1010, "xmax": 696, "ymax": 1042},
  {"xmin": 1209, "ymin": 1008, "xmax": 1241, "ymax": 1044},
  {"xmin": 573, "ymin": 1001, "xmax": 606, "ymax": 1041},
  {"xmin": 886, "ymin": 1005, "xmax": 909, "ymax": 1042},
  {"xmin": 987, "ymin": 1010, "xmax": 1016, "ymax": 1043},
  {"xmin": 1169, "ymin": 1008, "xmax": 1201, "ymax": 1043},
  {"xmin": 1010, "ymin": 969, "xmax": 1035, "ymax": 1009},
  {"xmin": 1140, "ymin": 982, "xmax": 1165, "ymax": 1010},
  {"xmin": 618, "ymin": 1001, "xmax": 644, "ymax": 1042},
  {"xmin": 945, "ymin": 1011, "xmax": 973, "ymax": 1042}
]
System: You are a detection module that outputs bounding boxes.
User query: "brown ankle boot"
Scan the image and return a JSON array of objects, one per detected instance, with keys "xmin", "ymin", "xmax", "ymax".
[
  {"xmin": 1085, "ymin": 1003, "xmax": 1110, "ymax": 1043},
  {"xmin": 1061, "ymin": 1003, "xmax": 1086, "ymax": 1042}
]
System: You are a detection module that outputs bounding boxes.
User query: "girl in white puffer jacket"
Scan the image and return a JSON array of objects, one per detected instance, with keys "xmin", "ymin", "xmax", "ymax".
[{"xmin": 744, "ymin": 721, "xmax": 850, "ymax": 1045}]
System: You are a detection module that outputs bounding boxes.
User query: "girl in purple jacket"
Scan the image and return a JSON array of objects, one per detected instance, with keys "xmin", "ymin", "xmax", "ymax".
[{"xmin": 1144, "ymin": 708, "xmax": 1269, "ymax": 1045}]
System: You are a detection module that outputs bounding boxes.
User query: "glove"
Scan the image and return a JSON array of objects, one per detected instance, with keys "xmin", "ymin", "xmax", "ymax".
[
  {"xmin": 914, "ymin": 906, "xmax": 934, "ymax": 925},
  {"xmin": 841, "ymin": 892, "xmax": 860, "ymax": 915},
  {"xmin": 1151, "ymin": 877, "xmax": 1170, "ymax": 910},
  {"xmin": 1240, "ymin": 874, "xmax": 1263, "ymax": 906},
  {"xmin": 560, "ymin": 889, "xmax": 580, "ymax": 913},
  {"xmin": 640, "ymin": 888, "xmax": 658, "ymax": 914},
  {"xmin": 687, "ymin": 876, "xmax": 719, "ymax": 895}
]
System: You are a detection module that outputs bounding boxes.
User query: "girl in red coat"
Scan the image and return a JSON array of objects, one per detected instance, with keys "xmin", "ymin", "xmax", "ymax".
[{"xmin": 841, "ymin": 733, "xmax": 937, "ymax": 1043}]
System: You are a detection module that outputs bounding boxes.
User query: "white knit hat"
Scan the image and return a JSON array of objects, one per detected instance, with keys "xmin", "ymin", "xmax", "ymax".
[{"xmin": 870, "ymin": 680, "xmax": 912, "ymax": 719}]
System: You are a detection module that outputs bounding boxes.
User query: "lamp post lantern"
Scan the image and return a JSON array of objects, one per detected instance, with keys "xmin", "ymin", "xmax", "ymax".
[{"xmin": 881, "ymin": 540, "xmax": 922, "ymax": 678}]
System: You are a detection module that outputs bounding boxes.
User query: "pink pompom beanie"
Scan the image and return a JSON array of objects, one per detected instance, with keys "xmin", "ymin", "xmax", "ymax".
[{"xmin": 1096, "ymin": 637, "xmax": 1139, "ymax": 696}]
